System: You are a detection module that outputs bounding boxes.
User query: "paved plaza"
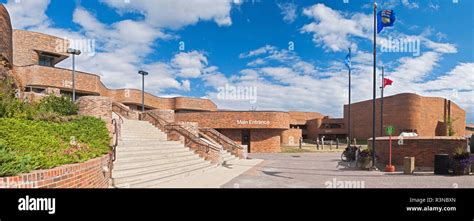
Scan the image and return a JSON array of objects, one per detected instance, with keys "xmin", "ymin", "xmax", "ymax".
[{"xmin": 221, "ymin": 153, "xmax": 474, "ymax": 188}]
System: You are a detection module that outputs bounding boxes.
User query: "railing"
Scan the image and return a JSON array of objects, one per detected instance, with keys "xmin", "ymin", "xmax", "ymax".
[
  {"xmin": 140, "ymin": 111, "xmax": 223, "ymax": 163},
  {"xmin": 111, "ymin": 113, "xmax": 123, "ymax": 162},
  {"xmin": 199, "ymin": 128, "xmax": 244, "ymax": 158},
  {"xmin": 112, "ymin": 102, "xmax": 138, "ymax": 120}
]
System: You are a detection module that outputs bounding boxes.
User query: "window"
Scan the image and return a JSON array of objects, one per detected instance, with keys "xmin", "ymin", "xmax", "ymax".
[
  {"xmin": 39, "ymin": 55, "xmax": 55, "ymax": 67},
  {"xmin": 322, "ymin": 123, "xmax": 343, "ymax": 129}
]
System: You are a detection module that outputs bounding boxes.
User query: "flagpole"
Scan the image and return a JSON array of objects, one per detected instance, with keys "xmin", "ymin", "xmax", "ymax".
[
  {"xmin": 371, "ymin": 1, "xmax": 377, "ymax": 169},
  {"xmin": 380, "ymin": 66, "xmax": 384, "ymax": 137},
  {"xmin": 348, "ymin": 48, "xmax": 352, "ymax": 147}
]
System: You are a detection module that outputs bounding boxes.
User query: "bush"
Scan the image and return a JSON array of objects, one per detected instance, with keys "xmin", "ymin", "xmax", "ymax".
[
  {"xmin": 38, "ymin": 95, "xmax": 78, "ymax": 116},
  {"xmin": 0, "ymin": 117, "xmax": 111, "ymax": 176},
  {"xmin": 0, "ymin": 77, "xmax": 38, "ymax": 119}
]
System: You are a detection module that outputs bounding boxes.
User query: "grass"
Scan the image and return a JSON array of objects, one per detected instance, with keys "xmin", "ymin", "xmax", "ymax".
[{"xmin": 0, "ymin": 117, "xmax": 111, "ymax": 176}]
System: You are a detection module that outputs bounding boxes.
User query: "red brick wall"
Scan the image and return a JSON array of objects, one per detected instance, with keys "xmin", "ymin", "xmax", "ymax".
[
  {"xmin": 14, "ymin": 65, "xmax": 217, "ymax": 111},
  {"xmin": 0, "ymin": 153, "xmax": 112, "ymax": 188},
  {"xmin": 281, "ymin": 129, "xmax": 302, "ymax": 145},
  {"xmin": 370, "ymin": 137, "xmax": 467, "ymax": 168},
  {"xmin": 13, "ymin": 30, "xmax": 70, "ymax": 67},
  {"xmin": 250, "ymin": 130, "xmax": 282, "ymax": 153},
  {"xmin": 176, "ymin": 111, "xmax": 291, "ymax": 129},
  {"xmin": 0, "ymin": 3, "xmax": 12, "ymax": 67},
  {"xmin": 217, "ymin": 129, "xmax": 281, "ymax": 153},
  {"xmin": 344, "ymin": 93, "xmax": 466, "ymax": 140},
  {"xmin": 218, "ymin": 129, "xmax": 242, "ymax": 144}
]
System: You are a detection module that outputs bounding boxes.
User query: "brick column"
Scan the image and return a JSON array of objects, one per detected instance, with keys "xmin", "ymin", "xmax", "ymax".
[{"xmin": 77, "ymin": 96, "xmax": 113, "ymax": 133}]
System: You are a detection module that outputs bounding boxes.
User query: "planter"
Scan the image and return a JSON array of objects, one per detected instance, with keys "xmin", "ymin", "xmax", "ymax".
[
  {"xmin": 358, "ymin": 157, "xmax": 373, "ymax": 169},
  {"xmin": 453, "ymin": 164, "xmax": 471, "ymax": 175}
]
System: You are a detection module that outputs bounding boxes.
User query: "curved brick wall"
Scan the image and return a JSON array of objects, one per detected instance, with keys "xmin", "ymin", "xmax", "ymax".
[
  {"xmin": 12, "ymin": 29, "xmax": 218, "ymax": 112},
  {"xmin": 176, "ymin": 111, "xmax": 291, "ymax": 129},
  {"xmin": 344, "ymin": 93, "xmax": 466, "ymax": 140},
  {"xmin": 0, "ymin": 153, "xmax": 112, "ymax": 188},
  {"xmin": 0, "ymin": 4, "xmax": 12, "ymax": 66},
  {"xmin": 14, "ymin": 64, "xmax": 217, "ymax": 111}
]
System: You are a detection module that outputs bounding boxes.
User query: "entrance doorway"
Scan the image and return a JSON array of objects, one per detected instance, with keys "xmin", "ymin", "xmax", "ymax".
[{"xmin": 242, "ymin": 130, "xmax": 251, "ymax": 153}]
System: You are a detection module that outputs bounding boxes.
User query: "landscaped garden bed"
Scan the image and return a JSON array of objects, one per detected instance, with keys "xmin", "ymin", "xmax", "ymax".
[{"xmin": 0, "ymin": 77, "xmax": 111, "ymax": 177}]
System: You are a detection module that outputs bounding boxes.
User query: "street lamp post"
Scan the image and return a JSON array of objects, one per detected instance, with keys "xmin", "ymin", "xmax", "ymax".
[
  {"xmin": 138, "ymin": 70, "xmax": 149, "ymax": 112},
  {"xmin": 66, "ymin": 48, "xmax": 81, "ymax": 102}
]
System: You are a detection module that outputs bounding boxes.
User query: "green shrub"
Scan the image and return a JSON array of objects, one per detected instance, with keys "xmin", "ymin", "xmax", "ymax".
[
  {"xmin": 0, "ymin": 117, "xmax": 111, "ymax": 176},
  {"xmin": 38, "ymin": 95, "xmax": 78, "ymax": 116},
  {"xmin": 0, "ymin": 77, "xmax": 38, "ymax": 119}
]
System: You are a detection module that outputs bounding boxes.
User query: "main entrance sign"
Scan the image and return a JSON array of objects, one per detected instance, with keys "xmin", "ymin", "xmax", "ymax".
[{"xmin": 236, "ymin": 120, "xmax": 270, "ymax": 125}]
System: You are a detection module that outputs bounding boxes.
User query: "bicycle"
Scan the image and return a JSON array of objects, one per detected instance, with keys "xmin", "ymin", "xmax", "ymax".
[{"xmin": 341, "ymin": 145, "xmax": 360, "ymax": 162}]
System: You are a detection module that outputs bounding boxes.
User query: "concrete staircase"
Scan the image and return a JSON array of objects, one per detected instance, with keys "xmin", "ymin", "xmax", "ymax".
[{"xmin": 112, "ymin": 119, "xmax": 238, "ymax": 188}]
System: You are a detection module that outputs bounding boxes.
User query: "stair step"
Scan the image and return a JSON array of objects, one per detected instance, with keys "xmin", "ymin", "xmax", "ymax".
[
  {"xmin": 120, "ymin": 137, "xmax": 168, "ymax": 142},
  {"xmin": 117, "ymin": 146, "xmax": 188, "ymax": 153},
  {"xmin": 116, "ymin": 148, "xmax": 191, "ymax": 157},
  {"xmin": 118, "ymin": 140, "xmax": 179, "ymax": 146},
  {"xmin": 113, "ymin": 161, "xmax": 214, "ymax": 186},
  {"xmin": 115, "ymin": 151, "xmax": 196, "ymax": 162},
  {"xmin": 138, "ymin": 165, "xmax": 217, "ymax": 188},
  {"xmin": 113, "ymin": 158, "xmax": 207, "ymax": 178},
  {"xmin": 113, "ymin": 154, "xmax": 201, "ymax": 170}
]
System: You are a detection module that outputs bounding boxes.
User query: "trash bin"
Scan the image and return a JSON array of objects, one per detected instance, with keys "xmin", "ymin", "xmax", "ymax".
[
  {"xmin": 434, "ymin": 154, "xmax": 449, "ymax": 175},
  {"xmin": 404, "ymin": 157, "xmax": 415, "ymax": 174}
]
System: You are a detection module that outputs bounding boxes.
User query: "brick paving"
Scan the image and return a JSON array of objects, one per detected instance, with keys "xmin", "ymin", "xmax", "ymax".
[{"xmin": 222, "ymin": 153, "xmax": 474, "ymax": 188}]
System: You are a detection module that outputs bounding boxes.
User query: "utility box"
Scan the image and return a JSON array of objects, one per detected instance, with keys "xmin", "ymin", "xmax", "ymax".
[
  {"xmin": 434, "ymin": 154, "xmax": 450, "ymax": 175},
  {"xmin": 404, "ymin": 157, "xmax": 415, "ymax": 174}
]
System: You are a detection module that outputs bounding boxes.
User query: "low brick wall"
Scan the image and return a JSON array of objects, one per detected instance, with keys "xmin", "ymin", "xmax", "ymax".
[
  {"xmin": 370, "ymin": 136, "xmax": 467, "ymax": 169},
  {"xmin": 281, "ymin": 128, "xmax": 302, "ymax": 145},
  {"xmin": 0, "ymin": 153, "xmax": 112, "ymax": 188}
]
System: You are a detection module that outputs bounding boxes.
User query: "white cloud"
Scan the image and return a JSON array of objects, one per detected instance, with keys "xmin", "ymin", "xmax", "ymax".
[
  {"xmin": 100, "ymin": 0, "xmax": 235, "ymax": 29},
  {"xmin": 419, "ymin": 63, "xmax": 474, "ymax": 91},
  {"xmin": 301, "ymin": 4, "xmax": 371, "ymax": 52},
  {"xmin": 239, "ymin": 45, "xmax": 276, "ymax": 58},
  {"xmin": 390, "ymin": 52, "xmax": 440, "ymax": 82},
  {"xmin": 5, "ymin": 0, "xmax": 51, "ymax": 29},
  {"xmin": 277, "ymin": 2, "xmax": 297, "ymax": 23},
  {"xmin": 401, "ymin": 0, "xmax": 420, "ymax": 9},
  {"xmin": 4, "ymin": 1, "xmax": 237, "ymax": 95},
  {"xmin": 172, "ymin": 51, "xmax": 209, "ymax": 78},
  {"xmin": 423, "ymin": 38, "xmax": 457, "ymax": 54},
  {"xmin": 239, "ymin": 45, "xmax": 298, "ymax": 67}
]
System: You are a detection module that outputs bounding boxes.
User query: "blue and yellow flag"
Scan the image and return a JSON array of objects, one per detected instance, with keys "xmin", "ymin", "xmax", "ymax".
[{"xmin": 377, "ymin": 9, "xmax": 396, "ymax": 33}]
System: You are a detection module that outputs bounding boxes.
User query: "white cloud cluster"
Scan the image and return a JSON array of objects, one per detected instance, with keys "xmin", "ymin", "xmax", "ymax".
[
  {"xmin": 401, "ymin": 0, "xmax": 420, "ymax": 9},
  {"xmin": 301, "ymin": 3, "xmax": 372, "ymax": 52},
  {"xmin": 100, "ymin": 0, "xmax": 235, "ymax": 29},
  {"xmin": 4, "ymin": 0, "xmax": 237, "ymax": 95},
  {"xmin": 212, "ymin": 42, "xmax": 472, "ymax": 122},
  {"xmin": 172, "ymin": 51, "xmax": 209, "ymax": 78},
  {"xmin": 277, "ymin": 2, "xmax": 298, "ymax": 24},
  {"xmin": 5, "ymin": 0, "xmax": 51, "ymax": 29}
]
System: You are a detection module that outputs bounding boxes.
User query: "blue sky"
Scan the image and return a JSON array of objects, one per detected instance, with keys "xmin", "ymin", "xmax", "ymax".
[{"xmin": 2, "ymin": 0, "xmax": 473, "ymax": 123}]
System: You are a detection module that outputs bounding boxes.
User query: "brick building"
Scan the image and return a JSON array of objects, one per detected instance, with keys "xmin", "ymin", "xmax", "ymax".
[
  {"xmin": 344, "ymin": 93, "xmax": 466, "ymax": 139},
  {"xmin": 0, "ymin": 4, "xmax": 468, "ymax": 153}
]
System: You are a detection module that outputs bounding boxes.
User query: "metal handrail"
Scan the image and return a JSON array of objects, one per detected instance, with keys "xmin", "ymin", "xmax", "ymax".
[
  {"xmin": 199, "ymin": 127, "xmax": 243, "ymax": 151},
  {"xmin": 141, "ymin": 112, "xmax": 221, "ymax": 152},
  {"xmin": 111, "ymin": 111, "xmax": 124, "ymax": 162},
  {"xmin": 112, "ymin": 102, "xmax": 134, "ymax": 118}
]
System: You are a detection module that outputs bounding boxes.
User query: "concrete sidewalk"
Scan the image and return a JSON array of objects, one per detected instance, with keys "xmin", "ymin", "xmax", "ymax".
[{"xmin": 156, "ymin": 158, "xmax": 263, "ymax": 188}]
